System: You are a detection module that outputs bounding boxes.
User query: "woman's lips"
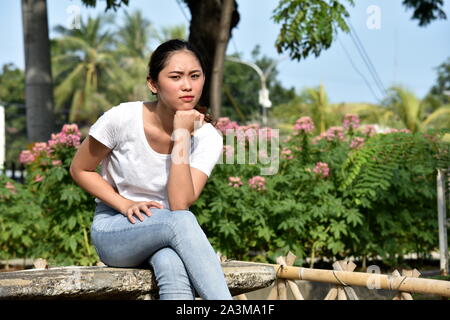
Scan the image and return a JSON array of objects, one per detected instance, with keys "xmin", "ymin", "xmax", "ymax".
[{"xmin": 180, "ymin": 96, "xmax": 194, "ymax": 102}]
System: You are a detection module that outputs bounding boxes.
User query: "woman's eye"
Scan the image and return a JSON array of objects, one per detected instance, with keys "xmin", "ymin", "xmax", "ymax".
[
  {"xmin": 170, "ymin": 76, "xmax": 180, "ymax": 80},
  {"xmin": 191, "ymin": 74, "xmax": 200, "ymax": 79}
]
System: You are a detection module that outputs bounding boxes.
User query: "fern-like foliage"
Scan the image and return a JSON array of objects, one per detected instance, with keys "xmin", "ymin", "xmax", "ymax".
[{"xmin": 338, "ymin": 131, "xmax": 449, "ymax": 208}]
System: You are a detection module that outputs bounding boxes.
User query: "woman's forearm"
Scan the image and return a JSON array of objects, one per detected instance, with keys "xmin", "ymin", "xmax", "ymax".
[
  {"xmin": 167, "ymin": 133, "xmax": 195, "ymax": 210},
  {"xmin": 70, "ymin": 169, "xmax": 132, "ymax": 214}
]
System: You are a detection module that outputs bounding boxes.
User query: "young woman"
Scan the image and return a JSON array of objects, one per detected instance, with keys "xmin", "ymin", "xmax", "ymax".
[{"xmin": 70, "ymin": 39, "xmax": 232, "ymax": 300}]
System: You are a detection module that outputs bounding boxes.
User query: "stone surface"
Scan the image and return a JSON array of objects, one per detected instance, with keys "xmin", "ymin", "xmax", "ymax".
[{"xmin": 0, "ymin": 261, "xmax": 276, "ymax": 300}]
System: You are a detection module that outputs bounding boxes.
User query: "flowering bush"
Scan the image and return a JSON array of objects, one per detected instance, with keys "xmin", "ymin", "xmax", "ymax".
[
  {"xmin": 14, "ymin": 124, "xmax": 97, "ymax": 265},
  {"xmin": 192, "ymin": 114, "xmax": 449, "ymax": 267},
  {"xmin": 293, "ymin": 116, "xmax": 315, "ymax": 134},
  {"xmin": 3, "ymin": 115, "xmax": 449, "ymax": 268},
  {"xmin": 248, "ymin": 176, "xmax": 266, "ymax": 191},
  {"xmin": 0, "ymin": 176, "xmax": 46, "ymax": 260},
  {"xmin": 313, "ymin": 162, "xmax": 330, "ymax": 178}
]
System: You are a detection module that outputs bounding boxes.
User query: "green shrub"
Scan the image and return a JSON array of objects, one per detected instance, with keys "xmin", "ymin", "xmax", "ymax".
[{"xmin": 16, "ymin": 124, "xmax": 97, "ymax": 266}]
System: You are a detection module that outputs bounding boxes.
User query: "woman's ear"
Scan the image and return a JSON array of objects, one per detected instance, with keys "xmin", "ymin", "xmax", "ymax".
[{"xmin": 147, "ymin": 78, "xmax": 158, "ymax": 95}]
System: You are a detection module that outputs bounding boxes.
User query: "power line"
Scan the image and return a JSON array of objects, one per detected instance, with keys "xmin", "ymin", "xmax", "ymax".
[
  {"xmin": 346, "ymin": 19, "xmax": 387, "ymax": 99},
  {"xmin": 338, "ymin": 37, "xmax": 382, "ymax": 103},
  {"xmin": 175, "ymin": 0, "xmax": 190, "ymax": 23},
  {"xmin": 231, "ymin": 38, "xmax": 240, "ymax": 56},
  {"xmin": 347, "ymin": 19, "xmax": 386, "ymax": 96},
  {"xmin": 348, "ymin": 30, "xmax": 386, "ymax": 99}
]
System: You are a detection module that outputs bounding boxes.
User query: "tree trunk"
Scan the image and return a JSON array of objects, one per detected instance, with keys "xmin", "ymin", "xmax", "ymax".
[
  {"xmin": 210, "ymin": 0, "xmax": 235, "ymax": 119},
  {"xmin": 21, "ymin": 0, "xmax": 56, "ymax": 143},
  {"xmin": 185, "ymin": 0, "xmax": 240, "ymax": 113}
]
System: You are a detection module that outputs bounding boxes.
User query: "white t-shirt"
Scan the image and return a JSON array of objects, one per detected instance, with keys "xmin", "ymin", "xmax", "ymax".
[{"xmin": 88, "ymin": 101, "xmax": 224, "ymax": 209}]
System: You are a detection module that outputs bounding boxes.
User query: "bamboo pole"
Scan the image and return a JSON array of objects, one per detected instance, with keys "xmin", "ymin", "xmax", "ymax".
[
  {"xmin": 337, "ymin": 287, "xmax": 347, "ymax": 300},
  {"xmin": 266, "ymin": 284, "xmax": 279, "ymax": 300},
  {"xmin": 333, "ymin": 261, "xmax": 359, "ymax": 300},
  {"xmin": 392, "ymin": 270, "xmax": 404, "ymax": 300},
  {"xmin": 239, "ymin": 262, "xmax": 450, "ymax": 297},
  {"xmin": 395, "ymin": 269, "xmax": 420, "ymax": 300},
  {"xmin": 323, "ymin": 260, "xmax": 359, "ymax": 300},
  {"xmin": 275, "ymin": 257, "xmax": 288, "ymax": 300},
  {"xmin": 276, "ymin": 254, "xmax": 305, "ymax": 300},
  {"xmin": 287, "ymin": 280, "xmax": 305, "ymax": 300},
  {"xmin": 324, "ymin": 287, "xmax": 338, "ymax": 300},
  {"xmin": 277, "ymin": 278, "xmax": 288, "ymax": 300}
]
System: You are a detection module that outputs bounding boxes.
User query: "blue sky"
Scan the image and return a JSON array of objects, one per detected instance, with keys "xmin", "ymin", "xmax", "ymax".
[{"xmin": 1, "ymin": 0, "xmax": 449, "ymax": 104}]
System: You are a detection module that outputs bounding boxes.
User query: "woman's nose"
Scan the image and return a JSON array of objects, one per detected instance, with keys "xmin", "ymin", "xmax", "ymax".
[{"xmin": 181, "ymin": 78, "xmax": 192, "ymax": 91}]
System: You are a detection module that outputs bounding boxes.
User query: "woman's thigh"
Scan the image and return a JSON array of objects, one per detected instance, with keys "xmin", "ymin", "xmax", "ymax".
[{"xmin": 91, "ymin": 205, "xmax": 177, "ymax": 267}]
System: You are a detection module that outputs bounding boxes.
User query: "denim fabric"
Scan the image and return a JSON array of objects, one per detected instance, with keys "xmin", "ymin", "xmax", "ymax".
[{"xmin": 90, "ymin": 202, "xmax": 232, "ymax": 300}]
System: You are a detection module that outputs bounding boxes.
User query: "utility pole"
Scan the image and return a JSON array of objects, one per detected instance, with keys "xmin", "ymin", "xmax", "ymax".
[
  {"xmin": 437, "ymin": 169, "xmax": 449, "ymax": 276},
  {"xmin": 0, "ymin": 105, "xmax": 4, "ymax": 172}
]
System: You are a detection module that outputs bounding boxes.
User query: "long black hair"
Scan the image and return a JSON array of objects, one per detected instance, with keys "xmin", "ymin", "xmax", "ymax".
[{"xmin": 147, "ymin": 39, "xmax": 216, "ymax": 126}]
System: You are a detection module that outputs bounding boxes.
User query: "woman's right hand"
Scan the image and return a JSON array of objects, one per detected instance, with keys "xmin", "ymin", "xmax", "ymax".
[{"xmin": 121, "ymin": 200, "xmax": 164, "ymax": 224}]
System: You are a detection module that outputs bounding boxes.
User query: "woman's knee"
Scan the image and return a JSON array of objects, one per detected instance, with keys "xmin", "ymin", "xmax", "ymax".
[
  {"xmin": 149, "ymin": 247, "xmax": 187, "ymax": 276},
  {"xmin": 170, "ymin": 209, "xmax": 199, "ymax": 230}
]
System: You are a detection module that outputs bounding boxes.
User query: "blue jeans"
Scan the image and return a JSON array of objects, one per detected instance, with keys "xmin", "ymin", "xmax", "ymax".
[{"xmin": 90, "ymin": 202, "xmax": 232, "ymax": 300}]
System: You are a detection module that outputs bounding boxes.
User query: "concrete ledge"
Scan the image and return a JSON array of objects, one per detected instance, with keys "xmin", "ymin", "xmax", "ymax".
[{"xmin": 0, "ymin": 261, "xmax": 276, "ymax": 300}]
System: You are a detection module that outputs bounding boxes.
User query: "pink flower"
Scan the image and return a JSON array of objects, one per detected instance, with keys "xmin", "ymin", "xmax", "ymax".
[
  {"xmin": 258, "ymin": 127, "xmax": 275, "ymax": 140},
  {"xmin": 235, "ymin": 129, "xmax": 247, "ymax": 144},
  {"xmin": 313, "ymin": 126, "xmax": 345, "ymax": 143},
  {"xmin": 52, "ymin": 160, "xmax": 62, "ymax": 166},
  {"xmin": 239, "ymin": 123, "xmax": 260, "ymax": 132},
  {"xmin": 228, "ymin": 176, "xmax": 243, "ymax": 188},
  {"xmin": 281, "ymin": 147, "xmax": 294, "ymax": 160},
  {"xmin": 47, "ymin": 123, "xmax": 82, "ymax": 148},
  {"xmin": 385, "ymin": 128, "xmax": 411, "ymax": 134},
  {"xmin": 216, "ymin": 117, "xmax": 240, "ymax": 134},
  {"xmin": 325, "ymin": 127, "xmax": 345, "ymax": 141},
  {"xmin": 363, "ymin": 125, "xmax": 377, "ymax": 137},
  {"xmin": 62, "ymin": 124, "xmax": 80, "ymax": 136},
  {"xmin": 32, "ymin": 142, "xmax": 52, "ymax": 157},
  {"xmin": 350, "ymin": 137, "xmax": 365, "ymax": 149},
  {"xmin": 244, "ymin": 129, "xmax": 258, "ymax": 143},
  {"xmin": 34, "ymin": 174, "xmax": 44, "ymax": 182},
  {"xmin": 222, "ymin": 145, "xmax": 234, "ymax": 157},
  {"xmin": 248, "ymin": 176, "xmax": 266, "ymax": 191},
  {"xmin": 48, "ymin": 132, "xmax": 80, "ymax": 148},
  {"xmin": 293, "ymin": 116, "xmax": 315, "ymax": 134},
  {"xmin": 343, "ymin": 114, "xmax": 360, "ymax": 130},
  {"xmin": 5, "ymin": 181, "xmax": 16, "ymax": 194},
  {"xmin": 313, "ymin": 162, "xmax": 330, "ymax": 178},
  {"xmin": 19, "ymin": 150, "xmax": 35, "ymax": 164}
]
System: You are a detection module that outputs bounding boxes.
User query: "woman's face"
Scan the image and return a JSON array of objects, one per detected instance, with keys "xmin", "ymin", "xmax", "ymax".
[{"xmin": 149, "ymin": 50, "xmax": 205, "ymax": 112}]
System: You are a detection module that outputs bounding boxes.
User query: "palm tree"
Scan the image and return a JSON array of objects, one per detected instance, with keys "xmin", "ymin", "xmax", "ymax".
[
  {"xmin": 157, "ymin": 24, "xmax": 188, "ymax": 43},
  {"xmin": 109, "ymin": 10, "xmax": 155, "ymax": 102},
  {"xmin": 386, "ymin": 86, "xmax": 450, "ymax": 132},
  {"xmin": 302, "ymin": 83, "xmax": 331, "ymax": 134},
  {"xmin": 333, "ymin": 102, "xmax": 397, "ymax": 129},
  {"xmin": 111, "ymin": 13, "xmax": 189, "ymax": 103},
  {"xmin": 21, "ymin": 0, "xmax": 55, "ymax": 142},
  {"xmin": 52, "ymin": 15, "xmax": 119, "ymax": 125}
]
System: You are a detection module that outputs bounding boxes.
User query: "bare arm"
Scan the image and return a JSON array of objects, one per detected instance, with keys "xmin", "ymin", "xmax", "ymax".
[
  {"xmin": 69, "ymin": 135, "xmax": 133, "ymax": 214},
  {"xmin": 167, "ymin": 133, "xmax": 208, "ymax": 210}
]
